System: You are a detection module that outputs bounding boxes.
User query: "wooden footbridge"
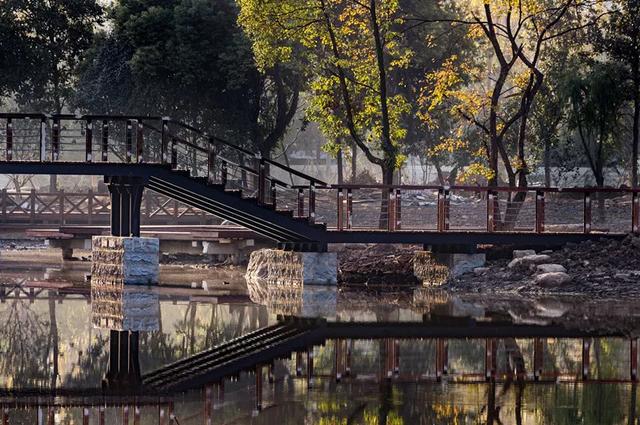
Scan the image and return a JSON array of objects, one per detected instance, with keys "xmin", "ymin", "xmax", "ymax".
[{"xmin": 1, "ymin": 113, "xmax": 638, "ymax": 249}]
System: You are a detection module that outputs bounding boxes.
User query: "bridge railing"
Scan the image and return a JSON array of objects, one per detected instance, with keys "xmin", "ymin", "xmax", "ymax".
[
  {"xmin": 3, "ymin": 113, "xmax": 640, "ymax": 235},
  {"xmin": 322, "ymin": 185, "xmax": 640, "ymax": 234},
  {"xmin": 0, "ymin": 189, "xmax": 216, "ymax": 225}
]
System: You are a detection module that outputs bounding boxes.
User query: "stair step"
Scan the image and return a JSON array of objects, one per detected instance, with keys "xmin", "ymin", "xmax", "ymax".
[
  {"xmin": 276, "ymin": 210, "xmax": 294, "ymax": 218},
  {"xmin": 172, "ymin": 169, "xmax": 192, "ymax": 177}
]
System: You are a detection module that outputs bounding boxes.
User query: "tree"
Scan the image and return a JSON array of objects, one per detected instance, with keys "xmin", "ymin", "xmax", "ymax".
[
  {"xmin": 592, "ymin": 0, "xmax": 640, "ymax": 187},
  {"xmin": 418, "ymin": 1, "xmax": 605, "ymax": 188},
  {"xmin": 0, "ymin": 1, "xmax": 31, "ymax": 101},
  {"xmin": 76, "ymin": 0, "xmax": 300, "ymax": 158},
  {"xmin": 563, "ymin": 61, "xmax": 627, "ymax": 188},
  {"xmin": 238, "ymin": 0, "xmax": 413, "ymax": 186}
]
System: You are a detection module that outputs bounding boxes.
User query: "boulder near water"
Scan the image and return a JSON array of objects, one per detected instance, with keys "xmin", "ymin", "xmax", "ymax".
[
  {"xmin": 534, "ymin": 272, "xmax": 571, "ymax": 287},
  {"xmin": 535, "ymin": 264, "xmax": 567, "ymax": 274},
  {"xmin": 507, "ymin": 254, "xmax": 551, "ymax": 270}
]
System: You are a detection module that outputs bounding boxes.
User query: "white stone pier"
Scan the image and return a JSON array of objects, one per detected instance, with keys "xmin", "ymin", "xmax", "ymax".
[{"xmin": 91, "ymin": 236, "xmax": 160, "ymax": 285}]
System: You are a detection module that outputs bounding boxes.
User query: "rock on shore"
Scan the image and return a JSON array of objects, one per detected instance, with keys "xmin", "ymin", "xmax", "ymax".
[{"xmin": 449, "ymin": 234, "xmax": 640, "ymax": 298}]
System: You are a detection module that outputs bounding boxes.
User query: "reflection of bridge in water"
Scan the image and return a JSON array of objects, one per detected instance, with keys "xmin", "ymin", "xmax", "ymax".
[
  {"xmin": 3, "ymin": 282, "xmax": 640, "ymax": 423},
  {"xmin": 2, "ymin": 113, "xmax": 639, "ymax": 250}
]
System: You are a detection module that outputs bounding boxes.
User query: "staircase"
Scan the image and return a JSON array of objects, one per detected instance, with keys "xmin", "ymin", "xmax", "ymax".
[{"xmin": 142, "ymin": 321, "xmax": 324, "ymax": 392}]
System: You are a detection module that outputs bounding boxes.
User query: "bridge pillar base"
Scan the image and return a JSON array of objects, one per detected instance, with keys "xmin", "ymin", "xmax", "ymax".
[
  {"xmin": 414, "ymin": 250, "xmax": 485, "ymax": 285},
  {"xmin": 245, "ymin": 248, "xmax": 337, "ymax": 286},
  {"xmin": 92, "ymin": 236, "xmax": 159, "ymax": 285}
]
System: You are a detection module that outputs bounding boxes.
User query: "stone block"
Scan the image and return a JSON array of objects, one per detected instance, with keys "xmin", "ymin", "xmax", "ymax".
[{"xmin": 91, "ymin": 236, "xmax": 159, "ymax": 285}]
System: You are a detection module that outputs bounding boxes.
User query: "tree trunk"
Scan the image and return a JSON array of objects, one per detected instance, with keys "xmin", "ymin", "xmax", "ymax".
[
  {"xmin": 379, "ymin": 165, "xmax": 394, "ymax": 229},
  {"xmin": 48, "ymin": 298, "xmax": 59, "ymax": 390}
]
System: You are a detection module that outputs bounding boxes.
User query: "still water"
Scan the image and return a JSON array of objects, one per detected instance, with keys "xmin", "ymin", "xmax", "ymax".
[{"xmin": 2, "ymin": 266, "xmax": 640, "ymax": 424}]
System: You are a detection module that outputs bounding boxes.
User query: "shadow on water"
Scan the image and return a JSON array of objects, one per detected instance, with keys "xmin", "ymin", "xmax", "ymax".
[{"xmin": 2, "ymin": 272, "xmax": 640, "ymax": 423}]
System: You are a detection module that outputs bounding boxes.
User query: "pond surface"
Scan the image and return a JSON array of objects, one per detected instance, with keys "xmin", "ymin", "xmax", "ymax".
[{"xmin": 2, "ymin": 264, "xmax": 640, "ymax": 424}]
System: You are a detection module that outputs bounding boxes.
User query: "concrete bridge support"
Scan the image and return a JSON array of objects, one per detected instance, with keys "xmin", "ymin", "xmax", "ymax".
[{"xmin": 91, "ymin": 176, "xmax": 160, "ymax": 285}]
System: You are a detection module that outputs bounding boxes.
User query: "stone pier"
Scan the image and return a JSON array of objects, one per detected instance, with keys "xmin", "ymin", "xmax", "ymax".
[
  {"xmin": 414, "ymin": 250, "xmax": 485, "ymax": 285},
  {"xmin": 91, "ymin": 236, "xmax": 160, "ymax": 285},
  {"xmin": 245, "ymin": 249, "xmax": 337, "ymax": 287}
]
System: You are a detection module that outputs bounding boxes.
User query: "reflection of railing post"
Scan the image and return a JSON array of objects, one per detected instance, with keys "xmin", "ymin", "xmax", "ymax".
[
  {"xmin": 204, "ymin": 386, "xmax": 213, "ymax": 425},
  {"xmin": 337, "ymin": 189, "xmax": 344, "ymax": 231},
  {"xmin": 297, "ymin": 188, "xmax": 305, "ymax": 218},
  {"xmin": 52, "ymin": 118, "xmax": 60, "ymax": 161},
  {"xmin": 295, "ymin": 352, "xmax": 303, "ymax": 376},
  {"xmin": 5, "ymin": 117, "xmax": 12, "ymax": 161},
  {"xmin": 85, "ymin": 118, "xmax": 93, "ymax": 162},
  {"xmin": 436, "ymin": 338, "xmax": 448, "ymax": 381},
  {"xmin": 584, "ymin": 191, "xmax": 592, "ymax": 234},
  {"xmin": 125, "ymin": 120, "xmax": 133, "ymax": 163},
  {"xmin": 533, "ymin": 337, "xmax": 543, "ymax": 381},
  {"xmin": 582, "ymin": 338, "xmax": 590, "ymax": 381},
  {"xmin": 255, "ymin": 365, "xmax": 263, "ymax": 412},
  {"xmin": 346, "ymin": 189, "xmax": 353, "ymax": 230},
  {"xmin": 485, "ymin": 338, "xmax": 496, "ymax": 382},
  {"xmin": 101, "ymin": 120, "xmax": 109, "ymax": 162},
  {"xmin": 631, "ymin": 338, "xmax": 638, "ymax": 382},
  {"xmin": 487, "ymin": 190, "xmax": 495, "ymax": 232},
  {"xmin": 307, "ymin": 349, "xmax": 314, "ymax": 388},
  {"xmin": 535, "ymin": 190, "xmax": 545, "ymax": 233},
  {"xmin": 308, "ymin": 182, "xmax": 316, "ymax": 224},
  {"xmin": 633, "ymin": 191, "xmax": 639, "ymax": 233}
]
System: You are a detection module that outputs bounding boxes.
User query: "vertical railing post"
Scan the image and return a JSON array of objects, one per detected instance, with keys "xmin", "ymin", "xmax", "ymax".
[
  {"xmin": 51, "ymin": 118, "xmax": 60, "ymax": 161},
  {"xmin": 633, "ymin": 191, "xmax": 640, "ymax": 233},
  {"xmin": 307, "ymin": 349, "xmax": 314, "ymax": 388},
  {"xmin": 632, "ymin": 338, "xmax": 638, "ymax": 382},
  {"xmin": 436, "ymin": 338, "xmax": 448, "ymax": 381},
  {"xmin": 5, "ymin": 118, "xmax": 12, "ymax": 161},
  {"xmin": 395, "ymin": 189, "xmax": 402, "ymax": 230},
  {"xmin": 101, "ymin": 120, "xmax": 109, "ymax": 161},
  {"xmin": 487, "ymin": 190, "xmax": 495, "ymax": 232},
  {"xmin": 346, "ymin": 189, "xmax": 353, "ymax": 230},
  {"xmin": 337, "ymin": 188, "xmax": 344, "ymax": 231},
  {"xmin": 207, "ymin": 140, "xmax": 216, "ymax": 184},
  {"xmin": 88, "ymin": 189, "xmax": 94, "ymax": 225},
  {"xmin": 270, "ymin": 181, "xmax": 277, "ymax": 208},
  {"xmin": 257, "ymin": 158, "xmax": 266, "ymax": 205},
  {"xmin": 161, "ymin": 118, "xmax": 169, "ymax": 164},
  {"xmin": 171, "ymin": 139, "xmax": 178, "ymax": 169},
  {"xmin": 388, "ymin": 189, "xmax": 396, "ymax": 231},
  {"xmin": 437, "ymin": 188, "xmax": 450, "ymax": 232},
  {"xmin": 584, "ymin": 191, "xmax": 592, "ymax": 234},
  {"xmin": 335, "ymin": 339, "xmax": 343, "ymax": 382},
  {"xmin": 308, "ymin": 182, "xmax": 316, "ymax": 224},
  {"xmin": 297, "ymin": 188, "xmax": 305, "ymax": 218},
  {"xmin": 136, "ymin": 119, "xmax": 144, "ymax": 163},
  {"xmin": 125, "ymin": 120, "xmax": 133, "ymax": 163},
  {"xmin": 59, "ymin": 189, "xmax": 65, "ymax": 225},
  {"xmin": 533, "ymin": 337, "xmax": 543, "ymax": 381},
  {"xmin": 40, "ymin": 117, "xmax": 47, "ymax": 161},
  {"xmin": 221, "ymin": 160, "xmax": 228, "ymax": 187},
  {"xmin": 85, "ymin": 118, "xmax": 93, "ymax": 162},
  {"xmin": 582, "ymin": 338, "xmax": 591, "ymax": 381},
  {"xmin": 535, "ymin": 190, "xmax": 545, "ymax": 233},
  {"xmin": 30, "ymin": 188, "xmax": 36, "ymax": 223},
  {"xmin": 295, "ymin": 352, "xmax": 303, "ymax": 376},
  {"xmin": 1, "ymin": 189, "xmax": 7, "ymax": 221}
]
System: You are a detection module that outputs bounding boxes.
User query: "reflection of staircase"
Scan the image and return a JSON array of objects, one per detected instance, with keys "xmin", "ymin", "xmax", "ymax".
[{"xmin": 142, "ymin": 321, "xmax": 324, "ymax": 392}]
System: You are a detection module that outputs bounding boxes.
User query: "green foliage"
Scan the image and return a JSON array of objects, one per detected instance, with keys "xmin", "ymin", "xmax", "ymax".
[{"xmin": 1, "ymin": 0, "xmax": 104, "ymax": 112}]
